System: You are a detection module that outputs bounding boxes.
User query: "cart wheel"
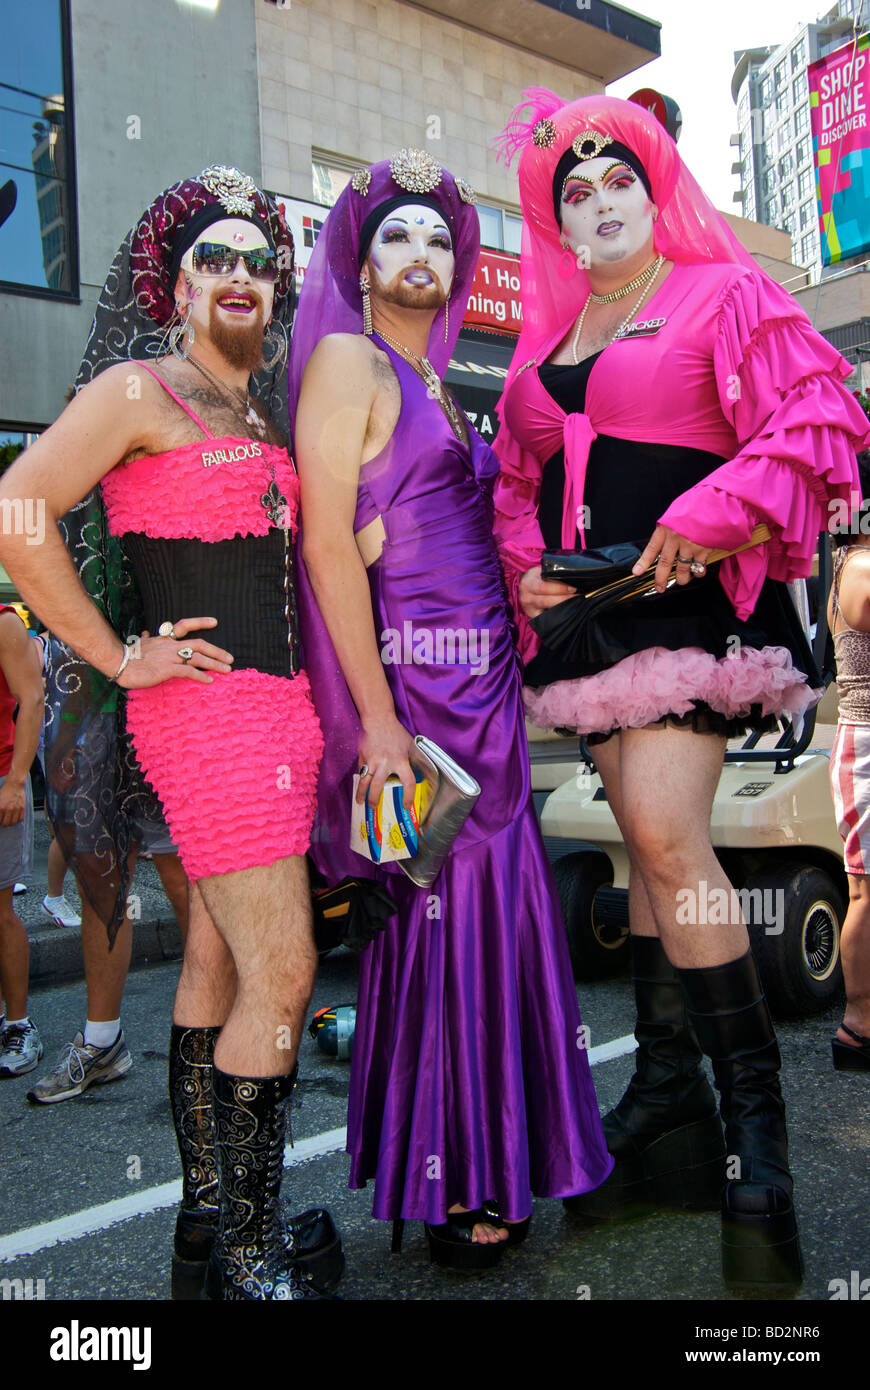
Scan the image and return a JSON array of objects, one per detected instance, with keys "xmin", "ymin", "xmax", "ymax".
[
  {"xmin": 742, "ymin": 863, "xmax": 844, "ymax": 1018},
  {"xmin": 552, "ymin": 849, "xmax": 628, "ymax": 980}
]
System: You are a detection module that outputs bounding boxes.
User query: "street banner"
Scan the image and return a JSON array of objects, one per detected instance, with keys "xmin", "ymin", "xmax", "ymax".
[{"xmin": 808, "ymin": 32, "xmax": 870, "ymax": 264}]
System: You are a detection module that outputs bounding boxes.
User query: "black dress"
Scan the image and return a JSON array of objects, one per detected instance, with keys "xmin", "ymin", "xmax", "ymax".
[{"xmin": 524, "ymin": 355, "xmax": 819, "ymax": 742}]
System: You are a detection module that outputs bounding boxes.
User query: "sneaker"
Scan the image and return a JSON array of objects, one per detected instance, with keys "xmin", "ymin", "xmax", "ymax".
[
  {"xmin": 26, "ymin": 1029, "xmax": 132, "ymax": 1104},
  {"xmin": 0, "ymin": 1020, "xmax": 44, "ymax": 1077},
  {"xmin": 41, "ymin": 895, "xmax": 82, "ymax": 928},
  {"xmin": 13, "ymin": 883, "xmax": 26, "ymax": 895}
]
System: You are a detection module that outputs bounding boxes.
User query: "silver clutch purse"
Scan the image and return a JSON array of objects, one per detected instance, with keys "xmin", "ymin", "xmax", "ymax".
[{"xmin": 399, "ymin": 735, "xmax": 481, "ymax": 888}]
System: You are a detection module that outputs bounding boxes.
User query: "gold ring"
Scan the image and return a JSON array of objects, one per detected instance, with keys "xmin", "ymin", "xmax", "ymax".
[{"xmin": 158, "ymin": 622, "xmax": 176, "ymax": 639}]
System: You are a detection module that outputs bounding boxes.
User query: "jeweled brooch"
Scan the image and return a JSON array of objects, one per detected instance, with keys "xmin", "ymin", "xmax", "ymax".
[
  {"xmin": 198, "ymin": 165, "xmax": 258, "ymax": 215},
  {"xmin": 389, "ymin": 148, "xmax": 443, "ymax": 194},
  {"xmin": 351, "ymin": 167, "xmax": 372, "ymax": 196},
  {"xmin": 455, "ymin": 178, "xmax": 477, "ymax": 205},
  {"xmin": 571, "ymin": 130, "xmax": 612, "ymax": 162},
  {"xmin": 532, "ymin": 118, "xmax": 557, "ymax": 149}
]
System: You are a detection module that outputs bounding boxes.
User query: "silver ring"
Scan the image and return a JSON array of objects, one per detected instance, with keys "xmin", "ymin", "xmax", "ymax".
[
  {"xmin": 676, "ymin": 554, "xmax": 692, "ymax": 565},
  {"xmin": 178, "ymin": 646, "xmax": 194, "ymax": 664},
  {"xmin": 359, "ymin": 764, "xmax": 372, "ymax": 778},
  {"xmin": 158, "ymin": 621, "xmax": 176, "ymax": 639},
  {"xmin": 690, "ymin": 561, "xmax": 706, "ymax": 577}
]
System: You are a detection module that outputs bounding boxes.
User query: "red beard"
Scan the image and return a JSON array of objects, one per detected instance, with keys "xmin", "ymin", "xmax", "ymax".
[{"xmin": 208, "ymin": 290, "xmax": 267, "ymax": 372}]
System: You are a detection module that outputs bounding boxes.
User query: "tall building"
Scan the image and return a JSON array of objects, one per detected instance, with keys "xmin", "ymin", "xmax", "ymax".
[
  {"xmin": 731, "ymin": 0, "xmax": 867, "ymax": 280},
  {"xmin": 31, "ymin": 96, "xmax": 70, "ymax": 292}
]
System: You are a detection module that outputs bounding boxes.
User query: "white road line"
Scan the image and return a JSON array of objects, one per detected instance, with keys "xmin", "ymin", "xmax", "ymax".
[
  {"xmin": 0, "ymin": 1041, "xmax": 636, "ymax": 1265},
  {"xmin": 0, "ymin": 1126, "xmax": 348, "ymax": 1264}
]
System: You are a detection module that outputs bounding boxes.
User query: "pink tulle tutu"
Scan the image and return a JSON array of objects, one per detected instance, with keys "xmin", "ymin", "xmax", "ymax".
[
  {"xmin": 523, "ymin": 644, "xmax": 820, "ymax": 736},
  {"xmin": 125, "ymin": 669, "xmax": 323, "ymax": 880}
]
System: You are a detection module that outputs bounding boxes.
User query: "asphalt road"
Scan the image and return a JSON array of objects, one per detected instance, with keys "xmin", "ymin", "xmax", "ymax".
[{"xmin": 2, "ymin": 936, "xmax": 868, "ymax": 1312}]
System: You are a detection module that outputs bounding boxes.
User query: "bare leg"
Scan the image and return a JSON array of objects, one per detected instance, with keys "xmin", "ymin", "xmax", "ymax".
[
  {"xmin": 0, "ymin": 885, "xmax": 29, "ymax": 1019},
  {"xmin": 590, "ymin": 733, "xmax": 658, "ymax": 939},
  {"xmin": 839, "ymin": 873, "xmax": 870, "ymax": 1043},
  {"xmin": 77, "ymin": 853, "xmax": 135, "ymax": 1023},
  {"xmin": 173, "ymin": 880, "xmax": 236, "ymax": 1028},
  {"xmin": 46, "ymin": 829, "xmax": 67, "ymax": 898},
  {"xmin": 197, "ymin": 855, "xmax": 316, "ymax": 1077},
  {"xmin": 617, "ymin": 725, "xmax": 745, "ymax": 967},
  {"xmin": 152, "ymin": 852, "xmax": 191, "ymax": 947}
]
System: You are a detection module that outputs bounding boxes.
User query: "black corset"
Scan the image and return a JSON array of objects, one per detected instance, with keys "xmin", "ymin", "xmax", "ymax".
[{"xmin": 122, "ymin": 530, "xmax": 298, "ymax": 677}]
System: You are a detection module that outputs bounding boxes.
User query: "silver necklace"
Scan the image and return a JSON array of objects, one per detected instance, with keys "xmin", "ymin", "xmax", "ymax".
[{"xmin": 373, "ymin": 329, "xmax": 465, "ymax": 440}]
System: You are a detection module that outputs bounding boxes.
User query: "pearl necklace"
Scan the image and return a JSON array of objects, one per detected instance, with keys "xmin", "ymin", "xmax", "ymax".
[
  {"xmin": 572, "ymin": 258, "xmax": 664, "ymax": 365},
  {"xmin": 373, "ymin": 329, "xmax": 465, "ymax": 440},
  {"xmin": 587, "ymin": 254, "xmax": 665, "ymax": 305}
]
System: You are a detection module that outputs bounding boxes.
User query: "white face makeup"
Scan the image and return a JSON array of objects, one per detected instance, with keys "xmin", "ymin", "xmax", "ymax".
[
  {"xmin": 559, "ymin": 156, "xmax": 655, "ymax": 268},
  {"xmin": 177, "ymin": 216, "xmax": 276, "ymax": 340},
  {"xmin": 364, "ymin": 202, "xmax": 456, "ymax": 308}
]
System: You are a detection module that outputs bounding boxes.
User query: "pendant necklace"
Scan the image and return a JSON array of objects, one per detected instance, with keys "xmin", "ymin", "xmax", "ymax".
[
  {"xmin": 572, "ymin": 255, "xmax": 664, "ymax": 364},
  {"xmin": 373, "ymin": 329, "xmax": 465, "ymax": 440},
  {"xmin": 185, "ymin": 354, "xmax": 295, "ymax": 667}
]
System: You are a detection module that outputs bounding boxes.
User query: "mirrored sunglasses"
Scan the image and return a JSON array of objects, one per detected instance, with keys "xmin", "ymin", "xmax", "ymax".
[{"xmin": 190, "ymin": 241, "xmax": 279, "ymax": 281}]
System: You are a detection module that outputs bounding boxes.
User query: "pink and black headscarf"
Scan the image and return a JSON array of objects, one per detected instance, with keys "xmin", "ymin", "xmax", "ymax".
[{"xmin": 494, "ymin": 89, "xmax": 759, "ymax": 408}]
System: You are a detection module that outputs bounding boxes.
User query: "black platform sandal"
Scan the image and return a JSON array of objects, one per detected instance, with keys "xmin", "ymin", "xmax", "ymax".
[
  {"xmin": 391, "ymin": 1212, "xmax": 505, "ymax": 1270},
  {"xmin": 831, "ymin": 1023, "xmax": 870, "ymax": 1072},
  {"xmin": 480, "ymin": 1201, "xmax": 531, "ymax": 1248}
]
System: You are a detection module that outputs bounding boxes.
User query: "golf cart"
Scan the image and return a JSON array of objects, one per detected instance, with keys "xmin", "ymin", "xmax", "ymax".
[{"xmin": 530, "ymin": 540, "xmax": 847, "ymax": 1019}]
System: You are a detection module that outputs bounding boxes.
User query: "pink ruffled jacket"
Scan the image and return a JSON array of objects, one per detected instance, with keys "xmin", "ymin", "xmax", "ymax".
[{"xmin": 494, "ymin": 260, "xmax": 869, "ymax": 664}]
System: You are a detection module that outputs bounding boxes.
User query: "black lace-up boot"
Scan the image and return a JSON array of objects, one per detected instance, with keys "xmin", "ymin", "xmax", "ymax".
[
  {"xmin": 203, "ymin": 1068, "xmax": 340, "ymax": 1300},
  {"xmin": 565, "ymin": 936, "xmax": 725, "ymax": 1220},
  {"xmin": 169, "ymin": 1029, "xmax": 343, "ymax": 1298}
]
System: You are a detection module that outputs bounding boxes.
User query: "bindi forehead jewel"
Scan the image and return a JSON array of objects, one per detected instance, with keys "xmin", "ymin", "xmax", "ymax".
[{"xmin": 378, "ymin": 217, "xmax": 451, "ymax": 239}]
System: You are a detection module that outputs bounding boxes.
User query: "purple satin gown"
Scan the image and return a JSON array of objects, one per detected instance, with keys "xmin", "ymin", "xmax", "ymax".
[{"xmin": 300, "ymin": 342, "xmax": 612, "ymax": 1222}]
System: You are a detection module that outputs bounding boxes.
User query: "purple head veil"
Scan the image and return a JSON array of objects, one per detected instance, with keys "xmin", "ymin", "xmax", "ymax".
[
  {"xmin": 287, "ymin": 151, "xmax": 482, "ymax": 880},
  {"xmin": 287, "ymin": 150, "xmax": 481, "ymax": 418}
]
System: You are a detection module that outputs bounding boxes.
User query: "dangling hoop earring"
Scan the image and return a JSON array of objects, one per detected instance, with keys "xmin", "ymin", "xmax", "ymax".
[
  {"xmin": 444, "ymin": 294, "xmax": 450, "ymax": 343},
  {"xmin": 262, "ymin": 318, "xmax": 288, "ymax": 372},
  {"xmin": 168, "ymin": 302, "xmax": 194, "ymax": 361},
  {"xmin": 360, "ymin": 277, "xmax": 373, "ymax": 336}
]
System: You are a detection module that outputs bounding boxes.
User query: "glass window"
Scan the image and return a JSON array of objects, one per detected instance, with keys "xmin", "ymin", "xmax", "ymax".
[
  {"xmin": 0, "ymin": 0, "xmax": 76, "ymax": 295},
  {"xmin": 774, "ymin": 60, "xmax": 787, "ymax": 89},
  {"xmin": 779, "ymin": 154, "xmax": 793, "ymax": 179},
  {"xmin": 311, "ymin": 160, "xmax": 353, "ymax": 208},
  {"xmin": 796, "ymin": 135, "xmax": 810, "ymax": 167},
  {"xmin": 782, "ymin": 182, "xmax": 795, "ymax": 209},
  {"xmin": 791, "ymin": 38, "xmax": 805, "ymax": 72},
  {"xmin": 503, "ymin": 214, "xmax": 522, "ymax": 256},
  {"xmin": 798, "ymin": 166, "xmax": 813, "ymax": 199},
  {"xmin": 738, "ymin": 92, "xmax": 749, "ymax": 126},
  {"xmin": 792, "ymin": 74, "xmax": 806, "ymax": 105},
  {"xmin": 766, "ymin": 198, "xmax": 778, "ymax": 223},
  {"xmin": 477, "ymin": 204, "xmax": 502, "ymax": 250},
  {"xmin": 761, "ymin": 74, "xmax": 773, "ymax": 105},
  {"xmin": 800, "ymin": 233, "xmax": 815, "ymax": 264},
  {"xmin": 775, "ymin": 90, "xmax": 789, "ymax": 119},
  {"xmin": 762, "ymin": 139, "xmax": 776, "ymax": 166},
  {"xmin": 795, "ymin": 103, "xmax": 810, "ymax": 135},
  {"xmin": 800, "ymin": 199, "xmax": 814, "ymax": 229}
]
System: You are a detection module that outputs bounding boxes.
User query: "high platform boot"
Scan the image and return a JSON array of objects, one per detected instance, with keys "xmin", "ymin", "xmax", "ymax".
[
  {"xmin": 169, "ymin": 1028, "xmax": 343, "ymax": 1298},
  {"xmin": 677, "ymin": 951, "xmax": 803, "ymax": 1291},
  {"xmin": 565, "ymin": 936, "xmax": 725, "ymax": 1220},
  {"xmin": 203, "ymin": 1068, "xmax": 339, "ymax": 1300}
]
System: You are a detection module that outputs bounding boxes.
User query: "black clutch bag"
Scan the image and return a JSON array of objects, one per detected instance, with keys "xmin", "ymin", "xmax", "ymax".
[{"xmin": 530, "ymin": 526, "xmax": 771, "ymax": 668}]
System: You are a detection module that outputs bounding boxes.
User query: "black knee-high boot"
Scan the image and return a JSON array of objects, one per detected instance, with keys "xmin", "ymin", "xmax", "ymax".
[
  {"xmin": 168, "ymin": 1027, "xmax": 343, "ymax": 1298},
  {"xmin": 204, "ymin": 1068, "xmax": 339, "ymax": 1300},
  {"xmin": 565, "ymin": 936, "xmax": 725, "ymax": 1220},
  {"xmin": 169, "ymin": 1024, "xmax": 221, "ymax": 1299},
  {"xmin": 677, "ymin": 951, "xmax": 803, "ymax": 1290}
]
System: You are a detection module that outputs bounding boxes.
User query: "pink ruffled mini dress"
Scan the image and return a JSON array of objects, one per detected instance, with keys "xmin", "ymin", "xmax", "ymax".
[
  {"xmin": 100, "ymin": 368, "xmax": 323, "ymax": 880},
  {"xmin": 495, "ymin": 261, "xmax": 869, "ymax": 739}
]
